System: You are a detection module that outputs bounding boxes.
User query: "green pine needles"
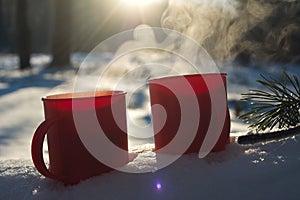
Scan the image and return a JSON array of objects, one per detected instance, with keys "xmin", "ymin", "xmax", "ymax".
[{"xmin": 240, "ymin": 71, "xmax": 300, "ymax": 132}]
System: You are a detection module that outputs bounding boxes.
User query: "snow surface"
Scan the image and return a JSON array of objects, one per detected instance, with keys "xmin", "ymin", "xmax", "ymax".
[
  {"xmin": 1, "ymin": 54, "xmax": 300, "ymax": 199},
  {"xmin": 1, "ymin": 138, "xmax": 300, "ymax": 200}
]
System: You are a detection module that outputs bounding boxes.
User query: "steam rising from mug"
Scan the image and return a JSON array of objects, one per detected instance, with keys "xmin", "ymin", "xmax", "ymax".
[{"xmin": 162, "ymin": 0, "xmax": 300, "ymax": 65}]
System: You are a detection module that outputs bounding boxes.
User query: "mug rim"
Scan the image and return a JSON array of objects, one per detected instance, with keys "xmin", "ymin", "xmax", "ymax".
[
  {"xmin": 42, "ymin": 90, "xmax": 126, "ymax": 101},
  {"xmin": 148, "ymin": 73, "xmax": 227, "ymax": 83}
]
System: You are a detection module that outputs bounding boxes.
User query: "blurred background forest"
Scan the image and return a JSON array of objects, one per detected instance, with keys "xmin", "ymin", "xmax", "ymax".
[
  {"xmin": 1, "ymin": 0, "xmax": 300, "ymax": 70},
  {"xmin": 0, "ymin": 0, "xmax": 167, "ymax": 69}
]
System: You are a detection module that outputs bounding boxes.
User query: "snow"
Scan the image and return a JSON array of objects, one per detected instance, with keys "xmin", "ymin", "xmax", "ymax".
[
  {"xmin": 1, "ymin": 54, "xmax": 300, "ymax": 199},
  {"xmin": 1, "ymin": 138, "xmax": 300, "ymax": 199}
]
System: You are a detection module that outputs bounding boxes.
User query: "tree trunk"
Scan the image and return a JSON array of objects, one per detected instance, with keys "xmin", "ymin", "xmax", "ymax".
[
  {"xmin": 16, "ymin": 0, "xmax": 31, "ymax": 70},
  {"xmin": 51, "ymin": 0, "xmax": 72, "ymax": 67}
]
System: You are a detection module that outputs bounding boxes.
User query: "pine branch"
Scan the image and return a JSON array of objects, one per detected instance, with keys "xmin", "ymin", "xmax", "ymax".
[{"xmin": 239, "ymin": 71, "xmax": 300, "ymax": 132}]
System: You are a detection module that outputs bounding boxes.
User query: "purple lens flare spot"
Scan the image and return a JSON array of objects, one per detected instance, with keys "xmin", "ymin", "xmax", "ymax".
[{"xmin": 156, "ymin": 182, "xmax": 162, "ymax": 190}]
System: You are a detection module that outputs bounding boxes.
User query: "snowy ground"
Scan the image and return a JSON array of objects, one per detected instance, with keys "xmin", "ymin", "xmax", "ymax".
[{"xmin": 0, "ymin": 54, "xmax": 299, "ymax": 199}]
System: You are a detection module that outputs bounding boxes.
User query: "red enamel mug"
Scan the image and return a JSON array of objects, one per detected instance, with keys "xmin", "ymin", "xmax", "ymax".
[
  {"xmin": 149, "ymin": 73, "xmax": 230, "ymax": 154},
  {"xmin": 31, "ymin": 91, "xmax": 128, "ymax": 184}
]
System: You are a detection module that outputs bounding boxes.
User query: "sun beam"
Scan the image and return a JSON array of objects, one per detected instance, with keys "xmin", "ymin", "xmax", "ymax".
[{"xmin": 121, "ymin": 0, "xmax": 164, "ymax": 6}]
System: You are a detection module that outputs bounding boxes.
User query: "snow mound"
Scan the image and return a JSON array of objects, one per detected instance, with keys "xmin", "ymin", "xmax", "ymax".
[{"xmin": 1, "ymin": 135, "xmax": 299, "ymax": 200}]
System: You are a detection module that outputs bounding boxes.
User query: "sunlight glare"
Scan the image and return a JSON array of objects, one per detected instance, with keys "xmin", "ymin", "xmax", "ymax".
[{"xmin": 121, "ymin": 0, "xmax": 163, "ymax": 6}]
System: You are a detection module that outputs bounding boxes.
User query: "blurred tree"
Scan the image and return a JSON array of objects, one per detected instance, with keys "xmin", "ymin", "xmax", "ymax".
[
  {"xmin": 16, "ymin": 0, "xmax": 31, "ymax": 70},
  {"xmin": 51, "ymin": 0, "xmax": 72, "ymax": 67}
]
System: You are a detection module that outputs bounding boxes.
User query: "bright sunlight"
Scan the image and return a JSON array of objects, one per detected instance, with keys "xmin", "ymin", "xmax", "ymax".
[{"xmin": 120, "ymin": 0, "xmax": 164, "ymax": 6}]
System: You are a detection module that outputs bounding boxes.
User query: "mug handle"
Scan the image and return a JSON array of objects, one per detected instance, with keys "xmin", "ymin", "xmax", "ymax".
[{"xmin": 31, "ymin": 118, "xmax": 62, "ymax": 180}]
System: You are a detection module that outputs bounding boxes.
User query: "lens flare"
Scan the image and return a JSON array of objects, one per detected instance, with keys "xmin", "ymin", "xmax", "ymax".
[{"xmin": 156, "ymin": 182, "xmax": 162, "ymax": 190}]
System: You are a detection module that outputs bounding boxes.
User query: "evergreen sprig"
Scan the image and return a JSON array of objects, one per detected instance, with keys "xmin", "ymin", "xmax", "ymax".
[{"xmin": 239, "ymin": 71, "xmax": 300, "ymax": 132}]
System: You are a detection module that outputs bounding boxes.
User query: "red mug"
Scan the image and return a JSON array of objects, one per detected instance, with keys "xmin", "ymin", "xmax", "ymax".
[
  {"xmin": 31, "ymin": 91, "xmax": 128, "ymax": 184},
  {"xmin": 149, "ymin": 73, "xmax": 230, "ymax": 154}
]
